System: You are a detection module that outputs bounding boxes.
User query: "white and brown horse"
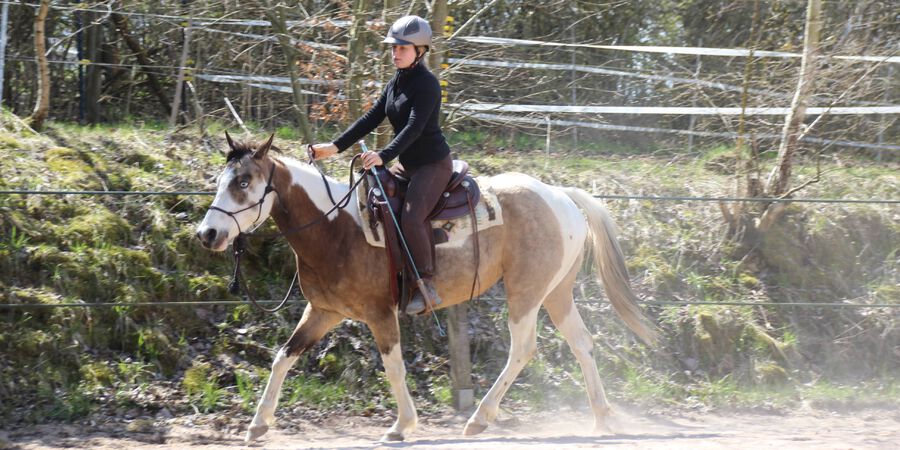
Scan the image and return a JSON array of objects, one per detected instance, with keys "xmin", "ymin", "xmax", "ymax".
[{"xmin": 195, "ymin": 134, "xmax": 657, "ymax": 442}]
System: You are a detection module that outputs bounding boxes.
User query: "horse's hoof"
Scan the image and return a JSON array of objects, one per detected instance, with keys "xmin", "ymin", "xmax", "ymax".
[
  {"xmin": 463, "ymin": 421, "xmax": 488, "ymax": 436},
  {"xmin": 381, "ymin": 430, "xmax": 405, "ymax": 442},
  {"xmin": 245, "ymin": 424, "xmax": 269, "ymax": 442}
]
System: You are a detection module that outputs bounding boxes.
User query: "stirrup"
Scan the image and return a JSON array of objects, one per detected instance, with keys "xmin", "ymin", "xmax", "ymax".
[{"xmin": 405, "ymin": 282, "xmax": 442, "ymax": 316}]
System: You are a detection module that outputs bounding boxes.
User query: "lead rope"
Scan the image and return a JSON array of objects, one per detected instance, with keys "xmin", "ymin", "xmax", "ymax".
[{"xmin": 228, "ymin": 234, "xmax": 298, "ymax": 313}]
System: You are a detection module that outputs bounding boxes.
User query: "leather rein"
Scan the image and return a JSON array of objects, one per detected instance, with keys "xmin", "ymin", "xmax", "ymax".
[{"xmin": 209, "ymin": 147, "xmax": 363, "ymax": 313}]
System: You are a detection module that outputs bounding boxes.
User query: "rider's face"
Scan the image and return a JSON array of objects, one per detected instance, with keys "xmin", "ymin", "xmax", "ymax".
[{"xmin": 391, "ymin": 44, "xmax": 418, "ymax": 68}]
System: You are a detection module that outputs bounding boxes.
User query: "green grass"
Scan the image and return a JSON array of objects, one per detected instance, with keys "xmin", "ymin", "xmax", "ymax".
[
  {"xmin": 447, "ymin": 128, "xmax": 657, "ymax": 155},
  {"xmin": 234, "ymin": 369, "xmax": 257, "ymax": 412},
  {"xmin": 183, "ymin": 362, "xmax": 228, "ymax": 413},
  {"xmin": 616, "ymin": 369, "xmax": 899, "ymax": 411},
  {"xmin": 429, "ymin": 375, "xmax": 453, "ymax": 406},
  {"xmin": 281, "ymin": 374, "xmax": 347, "ymax": 408},
  {"xmin": 44, "ymin": 387, "xmax": 94, "ymax": 421}
]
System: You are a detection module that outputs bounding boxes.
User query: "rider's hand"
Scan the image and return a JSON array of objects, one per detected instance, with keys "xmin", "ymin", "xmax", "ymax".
[
  {"xmin": 361, "ymin": 151, "xmax": 383, "ymax": 170},
  {"xmin": 312, "ymin": 143, "xmax": 338, "ymax": 160}
]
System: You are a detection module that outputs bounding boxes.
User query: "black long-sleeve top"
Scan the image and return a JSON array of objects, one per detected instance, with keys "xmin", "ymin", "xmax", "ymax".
[{"xmin": 333, "ymin": 63, "xmax": 450, "ymax": 168}]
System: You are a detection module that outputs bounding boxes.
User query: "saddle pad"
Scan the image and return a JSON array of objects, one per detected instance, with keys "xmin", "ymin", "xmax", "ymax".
[{"xmin": 356, "ymin": 176, "xmax": 504, "ymax": 249}]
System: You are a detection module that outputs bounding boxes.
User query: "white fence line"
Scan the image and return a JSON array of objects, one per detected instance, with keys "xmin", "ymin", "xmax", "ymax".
[
  {"xmin": 448, "ymin": 103, "xmax": 900, "ymax": 115},
  {"xmin": 450, "ymin": 57, "xmax": 765, "ymax": 94},
  {"xmin": 5, "ymin": 1, "xmax": 897, "ymax": 64},
  {"xmin": 195, "ymin": 27, "xmax": 344, "ymax": 51},
  {"xmin": 463, "ymin": 112, "xmax": 900, "ymax": 151},
  {"xmin": 196, "ymin": 74, "xmax": 342, "ymax": 87},
  {"xmin": 456, "ymin": 36, "xmax": 900, "ymax": 64}
]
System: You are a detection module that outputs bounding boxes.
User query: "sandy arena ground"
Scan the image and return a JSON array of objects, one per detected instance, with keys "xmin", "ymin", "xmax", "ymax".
[{"xmin": 3, "ymin": 403, "xmax": 899, "ymax": 450}]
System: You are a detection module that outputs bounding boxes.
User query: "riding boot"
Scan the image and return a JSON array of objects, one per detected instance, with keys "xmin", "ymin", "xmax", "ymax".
[{"xmin": 405, "ymin": 278, "xmax": 442, "ymax": 316}]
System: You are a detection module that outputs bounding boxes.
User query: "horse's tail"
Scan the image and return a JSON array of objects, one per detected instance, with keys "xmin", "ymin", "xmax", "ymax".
[{"xmin": 562, "ymin": 187, "xmax": 658, "ymax": 346}]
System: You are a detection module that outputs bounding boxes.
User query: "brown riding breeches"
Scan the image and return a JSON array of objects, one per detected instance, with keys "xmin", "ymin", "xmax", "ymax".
[{"xmin": 388, "ymin": 154, "xmax": 454, "ymax": 278}]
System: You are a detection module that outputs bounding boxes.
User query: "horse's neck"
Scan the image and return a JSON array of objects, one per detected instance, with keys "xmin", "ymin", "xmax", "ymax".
[
  {"xmin": 271, "ymin": 157, "xmax": 362, "ymax": 262},
  {"xmin": 278, "ymin": 157, "xmax": 355, "ymax": 221}
]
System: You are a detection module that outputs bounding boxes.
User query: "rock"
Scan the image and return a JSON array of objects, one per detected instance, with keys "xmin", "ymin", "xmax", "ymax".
[{"xmin": 126, "ymin": 419, "xmax": 155, "ymax": 433}]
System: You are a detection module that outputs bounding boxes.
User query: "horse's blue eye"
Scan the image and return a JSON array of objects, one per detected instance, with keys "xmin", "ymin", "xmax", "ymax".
[{"xmin": 240, "ymin": 181, "xmax": 249, "ymax": 188}]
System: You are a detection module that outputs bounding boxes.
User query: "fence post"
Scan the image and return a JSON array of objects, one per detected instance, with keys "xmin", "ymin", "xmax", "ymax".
[{"xmin": 447, "ymin": 302, "xmax": 473, "ymax": 411}]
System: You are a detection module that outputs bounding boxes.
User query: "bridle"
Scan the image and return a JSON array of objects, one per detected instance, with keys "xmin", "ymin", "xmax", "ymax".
[
  {"xmin": 207, "ymin": 148, "xmax": 364, "ymax": 313},
  {"xmin": 207, "ymin": 162, "xmax": 279, "ymax": 237}
]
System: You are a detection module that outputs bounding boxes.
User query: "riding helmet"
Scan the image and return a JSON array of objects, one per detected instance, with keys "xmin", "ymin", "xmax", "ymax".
[{"xmin": 383, "ymin": 15, "xmax": 432, "ymax": 48}]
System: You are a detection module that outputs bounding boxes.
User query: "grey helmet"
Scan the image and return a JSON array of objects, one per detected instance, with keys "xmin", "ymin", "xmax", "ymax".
[{"xmin": 383, "ymin": 15, "xmax": 432, "ymax": 47}]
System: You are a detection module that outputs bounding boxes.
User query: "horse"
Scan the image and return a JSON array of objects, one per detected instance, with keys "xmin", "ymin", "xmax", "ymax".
[{"xmin": 195, "ymin": 133, "xmax": 657, "ymax": 443}]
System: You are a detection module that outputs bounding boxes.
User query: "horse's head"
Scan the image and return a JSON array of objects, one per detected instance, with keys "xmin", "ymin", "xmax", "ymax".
[{"xmin": 196, "ymin": 132, "xmax": 277, "ymax": 251}]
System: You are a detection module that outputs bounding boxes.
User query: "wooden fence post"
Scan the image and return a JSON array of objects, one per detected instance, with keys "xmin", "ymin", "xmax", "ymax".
[{"xmin": 447, "ymin": 303, "xmax": 473, "ymax": 411}]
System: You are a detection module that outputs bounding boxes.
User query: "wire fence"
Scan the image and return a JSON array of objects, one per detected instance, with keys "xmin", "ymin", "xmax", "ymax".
[
  {"xmin": 1, "ymin": 189, "xmax": 898, "ymax": 204},
  {"xmin": 2, "ymin": 185, "xmax": 897, "ymax": 310},
  {"xmin": 0, "ymin": 189, "xmax": 896, "ymax": 307},
  {"xmin": 2, "ymin": 297, "xmax": 897, "ymax": 310}
]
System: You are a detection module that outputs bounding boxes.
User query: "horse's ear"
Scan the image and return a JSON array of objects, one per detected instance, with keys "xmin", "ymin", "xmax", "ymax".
[
  {"xmin": 225, "ymin": 131, "xmax": 236, "ymax": 150},
  {"xmin": 254, "ymin": 133, "xmax": 275, "ymax": 160}
]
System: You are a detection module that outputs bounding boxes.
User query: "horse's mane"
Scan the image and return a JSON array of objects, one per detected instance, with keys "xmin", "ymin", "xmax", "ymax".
[
  {"xmin": 226, "ymin": 139, "xmax": 282, "ymax": 164},
  {"xmin": 226, "ymin": 141, "xmax": 255, "ymax": 163}
]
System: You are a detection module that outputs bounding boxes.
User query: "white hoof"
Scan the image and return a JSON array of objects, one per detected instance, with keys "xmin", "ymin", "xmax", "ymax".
[{"xmin": 245, "ymin": 424, "xmax": 269, "ymax": 442}]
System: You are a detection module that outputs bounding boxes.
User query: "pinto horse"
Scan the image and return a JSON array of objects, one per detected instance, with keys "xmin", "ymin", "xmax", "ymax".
[{"xmin": 195, "ymin": 134, "xmax": 657, "ymax": 442}]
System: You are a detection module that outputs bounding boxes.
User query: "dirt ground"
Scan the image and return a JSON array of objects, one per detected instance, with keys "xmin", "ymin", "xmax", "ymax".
[{"xmin": 3, "ymin": 404, "xmax": 899, "ymax": 450}]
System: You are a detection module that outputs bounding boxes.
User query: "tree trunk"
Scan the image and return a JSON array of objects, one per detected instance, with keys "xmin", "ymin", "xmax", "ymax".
[
  {"xmin": 766, "ymin": 0, "xmax": 822, "ymax": 198},
  {"xmin": 720, "ymin": 0, "xmax": 822, "ymax": 263},
  {"xmin": 376, "ymin": 0, "xmax": 401, "ymax": 149},
  {"xmin": 346, "ymin": 0, "xmax": 371, "ymax": 119},
  {"xmin": 429, "ymin": 0, "xmax": 448, "ymax": 74},
  {"xmin": 85, "ymin": 11, "xmax": 103, "ymax": 124},
  {"xmin": 28, "ymin": 0, "xmax": 50, "ymax": 131},
  {"xmin": 0, "ymin": 1, "xmax": 10, "ymax": 108},
  {"xmin": 186, "ymin": 81, "xmax": 205, "ymax": 136},
  {"xmin": 112, "ymin": 13, "xmax": 171, "ymax": 117},
  {"xmin": 267, "ymin": 3, "xmax": 313, "ymax": 142},
  {"xmin": 756, "ymin": 0, "xmax": 822, "ymax": 234},
  {"xmin": 170, "ymin": 20, "xmax": 192, "ymax": 127}
]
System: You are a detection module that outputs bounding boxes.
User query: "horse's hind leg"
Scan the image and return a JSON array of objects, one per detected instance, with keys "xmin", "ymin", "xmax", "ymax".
[
  {"xmin": 463, "ymin": 298, "xmax": 541, "ymax": 436},
  {"xmin": 246, "ymin": 304, "xmax": 343, "ymax": 442},
  {"xmin": 543, "ymin": 263, "xmax": 614, "ymax": 434}
]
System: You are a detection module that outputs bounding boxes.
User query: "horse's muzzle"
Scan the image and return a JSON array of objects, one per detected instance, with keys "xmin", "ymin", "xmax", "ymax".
[{"xmin": 197, "ymin": 227, "xmax": 228, "ymax": 251}]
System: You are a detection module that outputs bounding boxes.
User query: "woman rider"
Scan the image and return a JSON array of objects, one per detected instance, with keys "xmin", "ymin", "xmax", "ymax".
[{"xmin": 312, "ymin": 16, "xmax": 452, "ymax": 316}]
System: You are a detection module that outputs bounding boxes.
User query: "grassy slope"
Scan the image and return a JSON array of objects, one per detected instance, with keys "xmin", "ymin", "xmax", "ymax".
[{"xmin": 0, "ymin": 116, "xmax": 897, "ymax": 425}]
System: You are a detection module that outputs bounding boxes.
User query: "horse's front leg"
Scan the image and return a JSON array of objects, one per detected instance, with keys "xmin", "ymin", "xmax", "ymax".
[
  {"xmin": 246, "ymin": 304, "xmax": 343, "ymax": 442},
  {"xmin": 369, "ymin": 308, "xmax": 418, "ymax": 442}
]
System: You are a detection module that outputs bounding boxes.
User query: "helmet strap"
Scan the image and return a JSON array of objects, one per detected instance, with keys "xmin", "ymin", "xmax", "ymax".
[{"xmin": 398, "ymin": 46, "xmax": 429, "ymax": 70}]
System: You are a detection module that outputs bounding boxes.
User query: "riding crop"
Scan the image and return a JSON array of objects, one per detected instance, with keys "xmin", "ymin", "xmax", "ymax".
[{"xmin": 359, "ymin": 140, "xmax": 445, "ymax": 337}]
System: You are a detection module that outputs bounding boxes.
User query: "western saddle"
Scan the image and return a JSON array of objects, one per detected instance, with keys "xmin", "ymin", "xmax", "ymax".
[{"xmin": 364, "ymin": 160, "xmax": 481, "ymax": 310}]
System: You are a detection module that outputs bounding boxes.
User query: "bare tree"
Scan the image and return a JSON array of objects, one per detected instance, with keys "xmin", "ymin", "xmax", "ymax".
[
  {"xmin": 375, "ymin": 0, "xmax": 401, "ymax": 149},
  {"xmin": 766, "ymin": 0, "xmax": 822, "ymax": 200},
  {"xmin": 84, "ymin": 10, "xmax": 103, "ymax": 124},
  {"xmin": 28, "ymin": 0, "xmax": 50, "ymax": 130},
  {"xmin": 112, "ymin": 13, "xmax": 171, "ymax": 117},
  {"xmin": 170, "ymin": 11, "xmax": 193, "ymax": 127},
  {"xmin": 429, "ymin": 0, "xmax": 448, "ymax": 73},
  {"xmin": 346, "ymin": 0, "xmax": 372, "ymax": 119},
  {"xmin": 719, "ymin": 0, "xmax": 824, "ymax": 262},
  {"xmin": 265, "ymin": 1, "xmax": 313, "ymax": 142},
  {"xmin": 752, "ymin": 0, "xmax": 824, "ymax": 233}
]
